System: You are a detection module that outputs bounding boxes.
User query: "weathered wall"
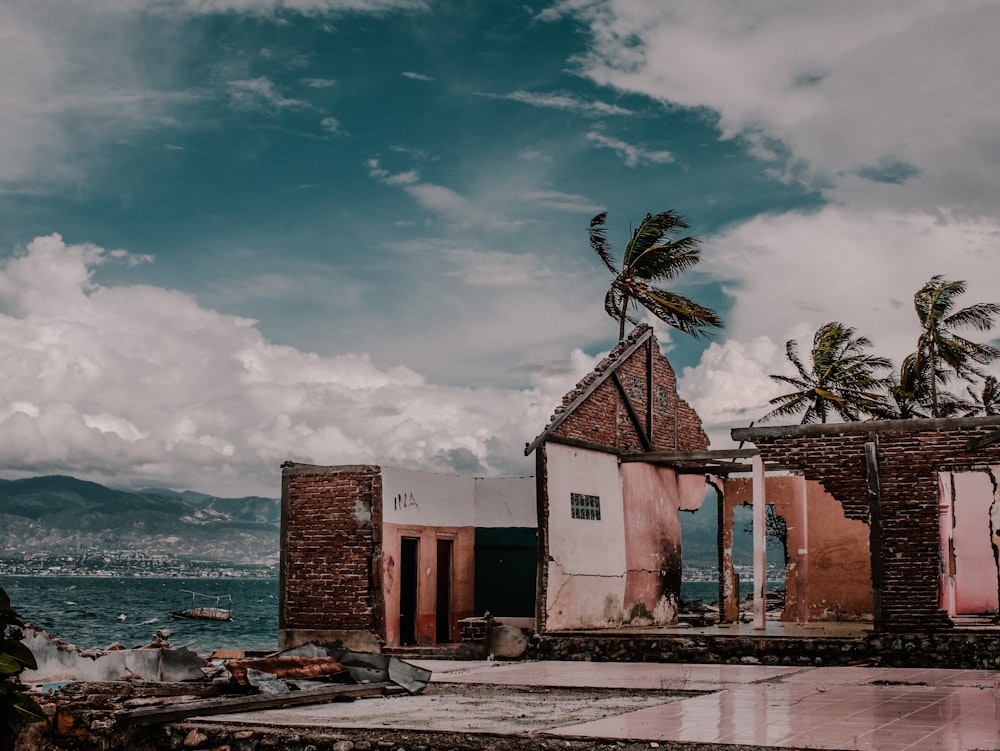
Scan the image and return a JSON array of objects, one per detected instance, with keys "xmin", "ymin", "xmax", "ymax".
[
  {"xmin": 473, "ymin": 475, "xmax": 537, "ymax": 527},
  {"xmin": 382, "ymin": 467, "xmax": 476, "ymax": 527},
  {"xmin": 280, "ymin": 463, "xmax": 382, "ymax": 649},
  {"xmin": 734, "ymin": 417, "xmax": 1000, "ymax": 632},
  {"xmin": 722, "ymin": 476, "xmax": 872, "ymax": 622},
  {"xmin": 543, "ymin": 443, "xmax": 626, "ymax": 630},
  {"xmin": 533, "ymin": 327, "xmax": 711, "ymax": 633},
  {"xmin": 942, "ymin": 471, "xmax": 999, "ymax": 615},
  {"xmin": 382, "ymin": 522, "xmax": 474, "ymax": 645},
  {"xmin": 282, "ymin": 465, "xmax": 537, "ymax": 648},
  {"xmin": 544, "ymin": 327, "xmax": 708, "ymax": 454},
  {"xmin": 379, "ymin": 468, "xmax": 535, "ymax": 645},
  {"xmin": 543, "ymin": 444, "xmax": 706, "ymax": 630},
  {"xmin": 621, "ymin": 463, "xmax": 706, "ymax": 624}
]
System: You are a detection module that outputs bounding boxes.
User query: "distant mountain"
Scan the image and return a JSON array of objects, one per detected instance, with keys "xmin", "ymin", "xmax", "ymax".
[{"xmin": 0, "ymin": 475, "xmax": 279, "ymax": 565}]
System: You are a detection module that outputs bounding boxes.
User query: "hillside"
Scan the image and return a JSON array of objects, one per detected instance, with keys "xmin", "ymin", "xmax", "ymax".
[{"xmin": 0, "ymin": 475, "xmax": 279, "ymax": 566}]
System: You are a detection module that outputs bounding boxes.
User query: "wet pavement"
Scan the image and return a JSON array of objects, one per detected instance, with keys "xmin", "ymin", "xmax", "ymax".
[{"xmin": 198, "ymin": 660, "xmax": 1000, "ymax": 750}]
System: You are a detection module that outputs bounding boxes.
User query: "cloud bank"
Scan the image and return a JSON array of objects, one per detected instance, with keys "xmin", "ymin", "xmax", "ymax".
[
  {"xmin": 559, "ymin": 1, "xmax": 1000, "ymax": 439},
  {"xmin": 0, "ymin": 235, "xmax": 596, "ymax": 496}
]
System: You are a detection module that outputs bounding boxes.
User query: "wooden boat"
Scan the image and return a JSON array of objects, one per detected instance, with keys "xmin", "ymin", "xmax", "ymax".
[{"xmin": 170, "ymin": 591, "xmax": 233, "ymax": 622}]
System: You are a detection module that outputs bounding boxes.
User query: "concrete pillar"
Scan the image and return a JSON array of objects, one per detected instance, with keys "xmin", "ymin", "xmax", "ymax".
[
  {"xmin": 753, "ymin": 454, "xmax": 766, "ymax": 630},
  {"xmin": 795, "ymin": 473, "xmax": 809, "ymax": 625}
]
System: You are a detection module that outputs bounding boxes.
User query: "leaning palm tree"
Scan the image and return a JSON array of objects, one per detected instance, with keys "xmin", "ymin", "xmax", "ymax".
[
  {"xmin": 910, "ymin": 276, "xmax": 1000, "ymax": 417},
  {"xmin": 763, "ymin": 322, "xmax": 892, "ymax": 424},
  {"xmin": 882, "ymin": 358, "xmax": 971, "ymax": 419},
  {"xmin": 589, "ymin": 211, "xmax": 723, "ymax": 341}
]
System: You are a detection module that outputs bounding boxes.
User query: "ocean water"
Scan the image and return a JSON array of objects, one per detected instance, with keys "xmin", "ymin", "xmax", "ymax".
[
  {"xmin": 680, "ymin": 579, "xmax": 784, "ymax": 605},
  {"xmin": 1, "ymin": 575, "xmax": 279, "ymax": 655},
  {"xmin": 0, "ymin": 575, "xmax": 780, "ymax": 657}
]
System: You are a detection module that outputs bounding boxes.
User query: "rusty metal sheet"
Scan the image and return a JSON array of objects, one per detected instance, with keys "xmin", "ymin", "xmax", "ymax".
[{"xmin": 226, "ymin": 657, "xmax": 349, "ymax": 686}]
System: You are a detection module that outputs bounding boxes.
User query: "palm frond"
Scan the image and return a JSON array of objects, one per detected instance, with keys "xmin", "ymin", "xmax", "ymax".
[
  {"xmin": 588, "ymin": 212, "xmax": 618, "ymax": 274},
  {"xmin": 623, "ymin": 283, "xmax": 724, "ymax": 339},
  {"xmin": 944, "ymin": 301, "xmax": 1000, "ymax": 332}
]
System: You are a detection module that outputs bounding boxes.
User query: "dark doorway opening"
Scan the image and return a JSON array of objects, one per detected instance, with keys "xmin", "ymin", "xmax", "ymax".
[
  {"xmin": 436, "ymin": 539, "xmax": 452, "ymax": 643},
  {"xmin": 474, "ymin": 527, "xmax": 537, "ymax": 616},
  {"xmin": 400, "ymin": 537, "xmax": 419, "ymax": 646}
]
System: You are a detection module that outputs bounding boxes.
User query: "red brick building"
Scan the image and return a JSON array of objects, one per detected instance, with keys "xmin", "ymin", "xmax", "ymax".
[{"xmin": 279, "ymin": 325, "xmax": 712, "ymax": 647}]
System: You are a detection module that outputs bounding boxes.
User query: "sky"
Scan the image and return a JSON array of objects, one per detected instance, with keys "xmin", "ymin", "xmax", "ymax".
[{"xmin": 3, "ymin": 0, "xmax": 1000, "ymax": 497}]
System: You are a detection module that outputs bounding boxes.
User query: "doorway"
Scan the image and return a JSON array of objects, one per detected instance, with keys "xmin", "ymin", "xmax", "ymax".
[
  {"xmin": 400, "ymin": 537, "xmax": 419, "ymax": 645},
  {"xmin": 939, "ymin": 471, "xmax": 999, "ymax": 616},
  {"xmin": 436, "ymin": 538, "xmax": 452, "ymax": 643}
]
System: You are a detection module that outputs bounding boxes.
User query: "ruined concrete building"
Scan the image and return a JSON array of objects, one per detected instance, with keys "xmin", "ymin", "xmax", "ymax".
[{"xmin": 279, "ymin": 323, "xmax": 1000, "ymax": 657}]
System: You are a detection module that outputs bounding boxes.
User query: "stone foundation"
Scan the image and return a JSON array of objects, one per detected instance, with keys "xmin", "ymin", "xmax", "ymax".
[{"xmin": 530, "ymin": 630, "xmax": 1000, "ymax": 669}]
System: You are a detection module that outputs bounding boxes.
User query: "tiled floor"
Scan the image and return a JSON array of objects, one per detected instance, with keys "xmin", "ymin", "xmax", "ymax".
[
  {"xmin": 429, "ymin": 662, "xmax": 1000, "ymax": 750},
  {"xmin": 203, "ymin": 660, "xmax": 1000, "ymax": 751}
]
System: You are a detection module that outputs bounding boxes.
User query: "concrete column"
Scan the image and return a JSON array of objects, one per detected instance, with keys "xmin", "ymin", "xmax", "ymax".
[
  {"xmin": 795, "ymin": 473, "xmax": 809, "ymax": 625},
  {"xmin": 753, "ymin": 454, "xmax": 766, "ymax": 630}
]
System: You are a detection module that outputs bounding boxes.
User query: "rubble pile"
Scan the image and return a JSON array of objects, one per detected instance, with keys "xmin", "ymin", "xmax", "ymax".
[{"xmin": 13, "ymin": 629, "xmax": 429, "ymax": 751}]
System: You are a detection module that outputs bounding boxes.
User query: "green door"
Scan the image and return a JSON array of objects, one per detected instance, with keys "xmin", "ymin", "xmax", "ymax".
[{"xmin": 474, "ymin": 527, "xmax": 536, "ymax": 617}]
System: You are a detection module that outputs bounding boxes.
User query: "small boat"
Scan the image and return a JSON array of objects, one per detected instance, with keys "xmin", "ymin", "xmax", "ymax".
[{"xmin": 170, "ymin": 590, "xmax": 233, "ymax": 622}]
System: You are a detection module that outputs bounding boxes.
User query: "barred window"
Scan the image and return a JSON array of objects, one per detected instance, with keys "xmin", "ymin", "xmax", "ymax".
[
  {"xmin": 570, "ymin": 493, "xmax": 601, "ymax": 521},
  {"xmin": 656, "ymin": 385, "xmax": 671, "ymax": 409},
  {"xmin": 628, "ymin": 375, "xmax": 644, "ymax": 401}
]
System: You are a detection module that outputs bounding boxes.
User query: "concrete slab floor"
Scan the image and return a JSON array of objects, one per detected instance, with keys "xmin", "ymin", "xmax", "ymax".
[{"xmin": 195, "ymin": 661, "xmax": 1000, "ymax": 751}]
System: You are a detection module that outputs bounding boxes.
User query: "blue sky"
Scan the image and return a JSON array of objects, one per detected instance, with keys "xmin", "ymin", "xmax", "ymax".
[{"xmin": 3, "ymin": 1, "xmax": 1000, "ymax": 495}]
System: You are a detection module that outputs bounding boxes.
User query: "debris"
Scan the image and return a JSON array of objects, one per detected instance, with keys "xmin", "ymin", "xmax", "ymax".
[
  {"xmin": 117, "ymin": 681, "xmax": 396, "ymax": 726},
  {"xmin": 21, "ymin": 626, "xmax": 206, "ymax": 683}
]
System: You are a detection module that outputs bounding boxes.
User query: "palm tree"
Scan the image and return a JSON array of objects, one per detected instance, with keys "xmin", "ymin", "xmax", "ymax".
[
  {"xmin": 763, "ymin": 321, "xmax": 892, "ymax": 424},
  {"xmin": 910, "ymin": 275, "xmax": 1000, "ymax": 417},
  {"xmin": 883, "ymin": 358, "xmax": 971, "ymax": 419},
  {"xmin": 589, "ymin": 211, "xmax": 723, "ymax": 341},
  {"xmin": 965, "ymin": 375, "xmax": 1000, "ymax": 416}
]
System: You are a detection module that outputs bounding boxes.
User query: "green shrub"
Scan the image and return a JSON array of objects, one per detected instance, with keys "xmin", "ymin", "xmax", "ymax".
[{"xmin": 1, "ymin": 588, "xmax": 45, "ymax": 751}]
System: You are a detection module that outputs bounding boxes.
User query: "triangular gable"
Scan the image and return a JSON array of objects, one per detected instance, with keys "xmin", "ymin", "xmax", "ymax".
[{"xmin": 525, "ymin": 324, "xmax": 708, "ymax": 456}]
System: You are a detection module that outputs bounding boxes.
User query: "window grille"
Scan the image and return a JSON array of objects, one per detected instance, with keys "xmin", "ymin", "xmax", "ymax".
[
  {"xmin": 628, "ymin": 375, "xmax": 644, "ymax": 401},
  {"xmin": 570, "ymin": 493, "xmax": 601, "ymax": 520},
  {"xmin": 656, "ymin": 385, "xmax": 671, "ymax": 409}
]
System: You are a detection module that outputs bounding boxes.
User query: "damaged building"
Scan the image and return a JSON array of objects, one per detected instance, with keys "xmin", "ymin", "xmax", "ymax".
[
  {"xmin": 279, "ymin": 325, "xmax": 709, "ymax": 648},
  {"xmin": 279, "ymin": 323, "xmax": 1000, "ymax": 663}
]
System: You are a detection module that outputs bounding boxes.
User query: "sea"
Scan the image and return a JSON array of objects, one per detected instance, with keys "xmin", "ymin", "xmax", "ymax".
[
  {"xmin": 0, "ymin": 576, "xmax": 770, "ymax": 655},
  {"xmin": 1, "ymin": 575, "xmax": 279, "ymax": 655}
]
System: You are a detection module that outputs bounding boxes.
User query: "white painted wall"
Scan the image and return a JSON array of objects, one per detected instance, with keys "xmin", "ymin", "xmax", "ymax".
[
  {"xmin": 474, "ymin": 476, "xmax": 536, "ymax": 527},
  {"xmin": 544, "ymin": 443, "xmax": 627, "ymax": 630},
  {"xmin": 382, "ymin": 467, "xmax": 476, "ymax": 527},
  {"xmin": 381, "ymin": 468, "xmax": 536, "ymax": 528}
]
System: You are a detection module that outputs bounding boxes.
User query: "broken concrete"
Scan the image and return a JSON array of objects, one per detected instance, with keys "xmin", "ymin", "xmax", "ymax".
[{"xmin": 20, "ymin": 627, "xmax": 206, "ymax": 684}]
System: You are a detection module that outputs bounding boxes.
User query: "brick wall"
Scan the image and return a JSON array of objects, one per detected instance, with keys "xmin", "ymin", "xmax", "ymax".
[
  {"xmin": 735, "ymin": 418, "xmax": 1000, "ymax": 633},
  {"xmin": 280, "ymin": 462, "xmax": 384, "ymax": 637},
  {"xmin": 548, "ymin": 326, "xmax": 708, "ymax": 454}
]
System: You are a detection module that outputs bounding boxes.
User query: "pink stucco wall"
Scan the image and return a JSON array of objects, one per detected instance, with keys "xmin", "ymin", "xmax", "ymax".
[
  {"xmin": 722, "ymin": 476, "xmax": 872, "ymax": 622},
  {"xmin": 622, "ymin": 464, "xmax": 705, "ymax": 623},
  {"xmin": 946, "ymin": 471, "xmax": 999, "ymax": 615}
]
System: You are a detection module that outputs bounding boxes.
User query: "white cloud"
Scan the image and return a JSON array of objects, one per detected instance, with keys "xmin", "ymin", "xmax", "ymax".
[
  {"xmin": 677, "ymin": 336, "xmax": 791, "ymax": 449},
  {"xmin": 484, "ymin": 90, "xmax": 634, "ymax": 117},
  {"xmin": 517, "ymin": 149, "xmax": 551, "ymax": 162},
  {"xmin": 320, "ymin": 116, "xmax": 345, "ymax": 134},
  {"xmin": 301, "ymin": 77, "xmax": 337, "ymax": 88},
  {"xmin": 554, "ymin": 1, "xmax": 1000, "ymax": 435},
  {"xmin": 177, "ymin": 0, "xmax": 427, "ymax": 13},
  {"xmin": 0, "ymin": 235, "xmax": 593, "ymax": 496},
  {"xmin": 366, "ymin": 158, "xmax": 510, "ymax": 227},
  {"xmin": 228, "ymin": 77, "xmax": 311, "ymax": 111},
  {"xmin": 444, "ymin": 249, "xmax": 557, "ymax": 287},
  {"xmin": 563, "ymin": 1, "xmax": 1000, "ymax": 213},
  {"xmin": 0, "ymin": 0, "xmax": 424, "ymax": 191},
  {"xmin": 402, "ymin": 71, "xmax": 434, "ymax": 82},
  {"xmin": 585, "ymin": 131, "xmax": 673, "ymax": 167},
  {"xmin": 702, "ymin": 207, "xmax": 1000, "ymax": 366},
  {"xmin": 521, "ymin": 190, "xmax": 602, "ymax": 214}
]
